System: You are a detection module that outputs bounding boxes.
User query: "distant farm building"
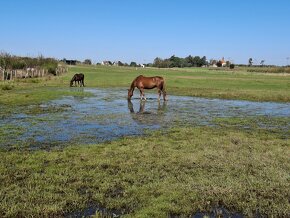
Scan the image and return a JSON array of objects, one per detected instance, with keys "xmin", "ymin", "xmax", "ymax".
[
  {"xmin": 219, "ymin": 57, "xmax": 227, "ymax": 67},
  {"xmin": 101, "ymin": 61, "xmax": 112, "ymax": 66},
  {"xmin": 64, "ymin": 59, "xmax": 77, "ymax": 65}
]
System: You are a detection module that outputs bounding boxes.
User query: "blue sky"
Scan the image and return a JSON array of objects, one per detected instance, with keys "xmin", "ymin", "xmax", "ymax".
[{"xmin": 0, "ymin": 0, "xmax": 289, "ymax": 65}]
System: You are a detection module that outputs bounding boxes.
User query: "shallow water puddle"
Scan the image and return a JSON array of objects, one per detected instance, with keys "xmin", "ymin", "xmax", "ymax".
[{"xmin": 1, "ymin": 88, "xmax": 289, "ymax": 149}]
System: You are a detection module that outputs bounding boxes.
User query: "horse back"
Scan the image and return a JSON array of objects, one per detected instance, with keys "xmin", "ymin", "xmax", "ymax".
[
  {"xmin": 72, "ymin": 73, "xmax": 84, "ymax": 81},
  {"xmin": 135, "ymin": 75, "xmax": 164, "ymax": 89}
]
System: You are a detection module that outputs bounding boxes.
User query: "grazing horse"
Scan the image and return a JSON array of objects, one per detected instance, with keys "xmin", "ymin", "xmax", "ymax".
[
  {"xmin": 127, "ymin": 75, "xmax": 167, "ymax": 101},
  {"xmin": 70, "ymin": 73, "xmax": 85, "ymax": 87}
]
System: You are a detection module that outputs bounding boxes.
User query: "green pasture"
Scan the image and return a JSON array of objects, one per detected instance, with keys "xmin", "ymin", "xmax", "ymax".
[
  {"xmin": 0, "ymin": 65, "xmax": 290, "ymax": 217},
  {"xmin": 67, "ymin": 65, "xmax": 290, "ymax": 102},
  {"xmin": 0, "ymin": 65, "xmax": 290, "ymax": 106}
]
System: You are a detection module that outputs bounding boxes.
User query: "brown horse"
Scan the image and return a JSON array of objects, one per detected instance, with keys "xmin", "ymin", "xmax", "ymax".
[
  {"xmin": 128, "ymin": 75, "xmax": 167, "ymax": 101},
  {"xmin": 70, "ymin": 73, "xmax": 85, "ymax": 87}
]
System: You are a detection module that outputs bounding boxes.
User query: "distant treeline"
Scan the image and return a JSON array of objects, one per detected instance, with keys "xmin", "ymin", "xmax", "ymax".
[
  {"xmin": 152, "ymin": 55, "xmax": 208, "ymax": 68},
  {"xmin": 0, "ymin": 52, "xmax": 58, "ymax": 74}
]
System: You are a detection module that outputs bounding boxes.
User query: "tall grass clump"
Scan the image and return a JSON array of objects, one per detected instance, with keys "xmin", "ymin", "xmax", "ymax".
[{"xmin": 1, "ymin": 84, "xmax": 14, "ymax": 90}]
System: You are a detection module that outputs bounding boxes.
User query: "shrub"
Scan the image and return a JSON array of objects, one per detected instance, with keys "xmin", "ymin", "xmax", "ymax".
[
  {"xmin": 48, "ymin": 67, "xmax": 56, "ymax": 75},
  {"xmin": 1, "ymin": 84, "xmax": 14, "ymax": 90},
  {"xmin": 43, "ymin": 62, "xmax": 58, "ymax": 75},
  {"xmin": 230, "ymin": 64, "xmax": 235, "ymax": 69},
  {"xmin": 31, "ymin": 79, "xmax": 40, "ymax": 83}
]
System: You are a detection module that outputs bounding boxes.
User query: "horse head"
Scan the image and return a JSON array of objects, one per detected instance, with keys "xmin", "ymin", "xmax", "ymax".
[{"xmin": 70, "ymin": 79, "xmax": 74, "ymax": 87}]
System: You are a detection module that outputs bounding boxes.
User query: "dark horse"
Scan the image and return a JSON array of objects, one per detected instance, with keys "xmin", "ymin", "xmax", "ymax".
[
  {"xmin": 70, "ymin": 73, "xmax": 85, "ymax": 87},
  {"xmin": 127, "ymin": 75, "xmax": 167, "ymax": 101}
]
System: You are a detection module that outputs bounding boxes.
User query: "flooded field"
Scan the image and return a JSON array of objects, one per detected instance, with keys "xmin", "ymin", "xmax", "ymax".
[{"xmin": 1, "ymin": 88, "xmax": 289, "ymax": 149}]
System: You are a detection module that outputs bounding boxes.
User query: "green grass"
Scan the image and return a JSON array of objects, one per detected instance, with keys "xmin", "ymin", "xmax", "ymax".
[
  {"xmin": 1, "ymin": 65, "xmax": 289, "ymax": 105},
  {"xmin": 0, "ymin": 77, "xmax": 91, "ymax": 106},
  {"xmin": 0, "ymin": 126, "xmax": 289, "ymax": 217},
  {"xmin": 67, "ymin": 65, "xmax": 290, "ymax": 102}
]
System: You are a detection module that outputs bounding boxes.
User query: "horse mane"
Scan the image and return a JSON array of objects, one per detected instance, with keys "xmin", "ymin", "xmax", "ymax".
[{"xmin": 70, "ymin": 74, "xmax": 76, "ymax": 82}]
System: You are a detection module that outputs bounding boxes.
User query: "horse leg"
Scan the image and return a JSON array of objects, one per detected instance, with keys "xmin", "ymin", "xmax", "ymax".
[
  {"xmin": 139, "ymin": 88, "xmax": 146, "ymax": 100},
  {"xmin": 140, "ymin": 88, "xmax": 146, "ymax": 101},
  {"xmin": 161, "ymin": 86, "xmax": 167, "ymax": 101},
  {"xmin": 162, "ymin": 89, "xmax": 167, "ymax": 101},
  {"xmin": 139, "ymin": 89, "xmax": 141, "ymax": 99},
  {"xmin": 139, "ymin": 100, "xmax": 145, "ymax": 113},
  {"xmin": 158, "ymin": 89, "xmax": 162, "ymax": 101}
]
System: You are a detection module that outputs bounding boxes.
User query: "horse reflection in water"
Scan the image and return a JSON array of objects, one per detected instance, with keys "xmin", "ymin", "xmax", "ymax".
[
  {"xmin": 72, "ymin": 87, "xmax": 85, "ymax": 101},
  {"xmin": 127, "ymin": 100, "xmax": 167, "ymax": 125}
]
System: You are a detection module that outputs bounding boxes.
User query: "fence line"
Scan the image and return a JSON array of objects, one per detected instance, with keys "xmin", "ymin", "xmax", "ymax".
[{"xmin": 0, "ymin": 66, "xmax": 68, "ymax": 81}]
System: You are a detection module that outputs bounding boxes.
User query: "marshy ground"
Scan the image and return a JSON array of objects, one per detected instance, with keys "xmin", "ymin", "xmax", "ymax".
[
  {"xmin": 0, "ymin": 66, "xmax": 289, "ymax": 217},
  {"xmin": 1, "ymin": 88, "xmax": 289, "ymax": 150}
]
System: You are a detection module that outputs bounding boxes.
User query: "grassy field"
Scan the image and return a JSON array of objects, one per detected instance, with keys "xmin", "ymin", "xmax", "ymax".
[
  {"xmin": 67, "ymin": 65, "xmax": 290, "ymax": 102},
  {"xmin": 0, "ymin": 65, "xmax": 290, "ymax": 217},
  {"xmin": 1, "ymin": 126, "xmax": 289, "ymax": 217},
  {"xmin": 0, "ymin": 65, "xmax": 290, "ymax": 106}
]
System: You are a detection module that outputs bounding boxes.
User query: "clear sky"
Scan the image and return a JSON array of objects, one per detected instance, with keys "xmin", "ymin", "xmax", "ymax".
[{"xmin": 0, "ymin": 0, "xmax": 289, "ymax": 65}]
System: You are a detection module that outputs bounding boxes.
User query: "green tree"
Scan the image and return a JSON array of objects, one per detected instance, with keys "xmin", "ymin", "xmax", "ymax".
[
  {"xmin": 0, "ymin": 52, "xmax": 12, "ymax": 70},
  {"xmin": 118, "ymin": 61, "xmax": 124, "ymax": 66},
  {"xmin": 260, "ymin": 60, "xmax": 265, "ymax": 66},
  {"xmin": 169, "ymin": 55, "xmax": 183, "ymax": 67},
  {"xmin": 192, "ymin": 56, "xmax": 201, "ymax": 67},
  {"xmin": 83, "ymin": 59, "xmax": 92, "ymax": 65},
  {"xmin": 201, "ymin": 56, "xmax": 207, "ymax": 66},
  {"xmin": 153, "ymin": 57, "xmax": 163, "ymax": 68},
  {"xmin": 248, "ymin": 58, "xmax": 253, "ymax": 66},
  {"xmin": 130, "ymin": 62, "xmax": 137, "ymax": 67}
]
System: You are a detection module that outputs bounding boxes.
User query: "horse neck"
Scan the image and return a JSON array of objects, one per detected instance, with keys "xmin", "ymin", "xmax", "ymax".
[{"xmin": 129, "ymin": 80, "xmax": 136, "ymax": 91}]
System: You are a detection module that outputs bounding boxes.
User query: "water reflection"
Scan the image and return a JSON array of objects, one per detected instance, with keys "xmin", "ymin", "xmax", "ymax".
[
  {"xmin": 1, "ymin": 88, "xmax": 289, "ymax": 149},
  {"xmin": 127, "ymin": 100, "xmax": 167, "ymax": 113},
  {"xmin": 70, "ymin": 87, "xmax": 86, "ymax": 101},
  {"xmin": 127, "ymin": 100, "xmax": 167, "ymax": 125},
  {"xmin": 70, "ymin": 87, "xmax": 85, "ymax": 92}
]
